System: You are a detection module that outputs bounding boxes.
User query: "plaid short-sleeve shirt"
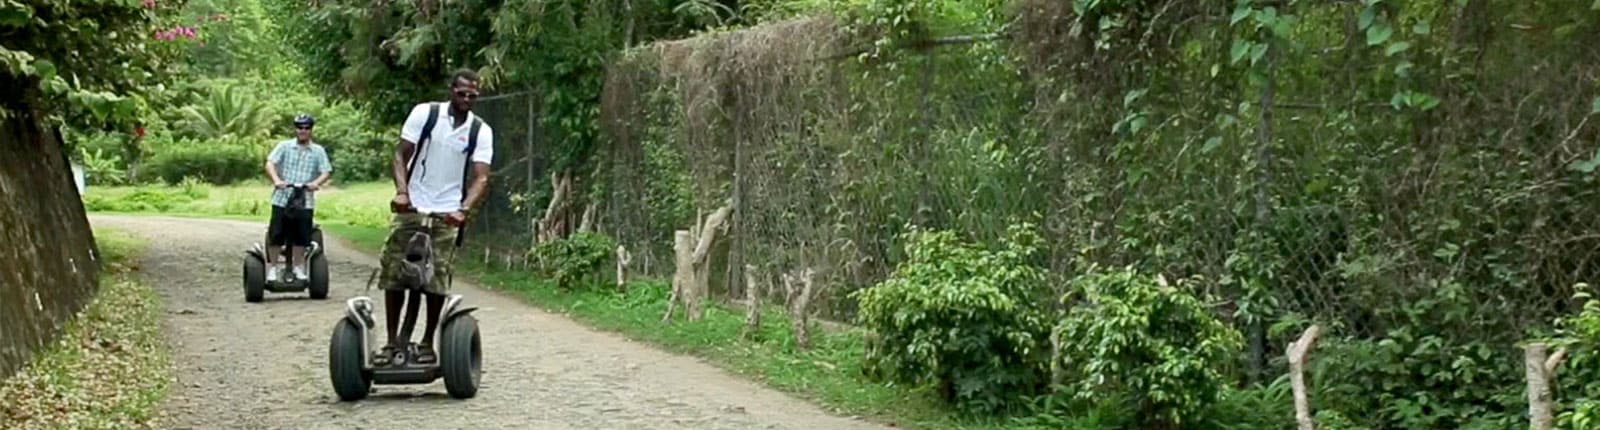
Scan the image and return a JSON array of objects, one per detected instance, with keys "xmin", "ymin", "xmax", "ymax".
[{"xmin": 268, "ymin": 139, "xmax": 333, "ymax": 209}]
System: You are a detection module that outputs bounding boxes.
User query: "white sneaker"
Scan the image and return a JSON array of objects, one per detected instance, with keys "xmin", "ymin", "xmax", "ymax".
[
  {"xmin": 265, "ymin": 265, "xmax": 279, "ymax": 283},
  {"xmin": 293, "ymin": 265, "xmax": 309, "ymax": 281}
]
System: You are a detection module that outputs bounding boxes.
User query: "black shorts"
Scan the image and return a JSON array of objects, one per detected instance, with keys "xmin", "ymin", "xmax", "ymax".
[{"xmin": 268, "ymin": 205, "xmax": 315, "ymax": 247}]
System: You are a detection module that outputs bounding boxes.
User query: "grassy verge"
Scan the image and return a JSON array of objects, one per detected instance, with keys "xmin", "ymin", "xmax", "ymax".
[
  {"xmin": 0, "ymin": 228, "xmax": 172, "ymax": 430},
  {"xmin": 84, "ymin": 181, "xmax": 1014, "ymax": 429},
  {"xmin": 84, "ymin": 180, "xmax": 393, "ymax": 228}
]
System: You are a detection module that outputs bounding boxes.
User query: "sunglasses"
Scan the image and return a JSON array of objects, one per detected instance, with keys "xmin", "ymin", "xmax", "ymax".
[
  {"xmin": 296, "ymin": 125, "xmax": 313, "ymax": 130},
  {"xmin": 454, "ymin": 90, "xmax": 479, "ymax": 100}
]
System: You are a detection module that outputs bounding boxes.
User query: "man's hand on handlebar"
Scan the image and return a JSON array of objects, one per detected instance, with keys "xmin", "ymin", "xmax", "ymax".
[
  {"xmin": 390, "ymin": 193, "xmax": 413, "ymax": 213},
  {"xmin": 274, "ymin": 180, "xmax": 289, "ymax": 189},
  {"xmin": 444, "ymin": 211, "xmax": 467, "ymax": 227}
]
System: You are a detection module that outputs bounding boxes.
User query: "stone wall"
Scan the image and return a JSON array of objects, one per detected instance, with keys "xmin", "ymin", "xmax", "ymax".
[{"xmin": 0, "ymin": 111, "xmax": 102, "ymax": 377}]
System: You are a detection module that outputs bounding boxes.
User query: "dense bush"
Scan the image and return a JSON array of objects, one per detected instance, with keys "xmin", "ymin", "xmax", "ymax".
[
  {"xmin": 530, "ymin": 232, "xmax": 618, "ymax": 289},
  {"xmin": 1052, "ymin": 268, "xmax": 1243, "ymax": 429},
  {"xmin": 854, "ymin": 224, "xmax": 1050, "ymax": 413},
  {"xmin": 1549, "ymin": 289, "xmax": 1600, "ymax": 429},
  {"xmin": 143, "ymin": 138, "xmax": 261, "ymax": 185},
  {"xmin": 1299, "ymin": 280, "xmax": 1526, "ymax": 430}
]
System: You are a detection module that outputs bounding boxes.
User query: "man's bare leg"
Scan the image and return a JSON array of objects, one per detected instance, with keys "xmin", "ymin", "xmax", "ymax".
[
  {"xmin": 384, "ymin": 290, "xmax": 405, "ymax": 346},
  {"xmin": 291, "ymin": 246, "xmax": 307, "ymax": 280},
  {"xmin": 418, "ymin": 293, "xmax": 446, "ymax": 362}
]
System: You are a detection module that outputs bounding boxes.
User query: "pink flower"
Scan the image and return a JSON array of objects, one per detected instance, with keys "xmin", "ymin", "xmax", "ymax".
[{"xmin": 141, "ymin": 0, "xmax": 156, "ymax": 8}]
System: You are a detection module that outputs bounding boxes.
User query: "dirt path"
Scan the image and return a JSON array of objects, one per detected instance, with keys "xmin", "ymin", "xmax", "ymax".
[{"xmin": 89, "ymin": 215, "xmax": 884, "ymax": 430}]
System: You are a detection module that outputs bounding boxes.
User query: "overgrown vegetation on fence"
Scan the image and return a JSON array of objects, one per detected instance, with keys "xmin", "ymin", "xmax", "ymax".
[{"xmin": 574, "ymin": 0, "xmax": 1600, "ymax": 427}]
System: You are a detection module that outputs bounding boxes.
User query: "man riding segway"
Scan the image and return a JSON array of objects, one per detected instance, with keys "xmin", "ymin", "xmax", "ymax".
[
  {"xmin": 376, "ymin": 69, "xmax": 494, "ymax": 366},
  {"xmin": 264, "ymin": 114, "xmax": 332, "ymax": 285}
]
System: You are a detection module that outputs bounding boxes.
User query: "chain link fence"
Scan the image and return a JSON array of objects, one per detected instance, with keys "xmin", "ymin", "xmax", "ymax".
[
  {"xmin": 460, "ymin": 91, "xmax": 549, "ymax": 268},
  {"xmin": 473, "ymin": 3, "xmax": 1600, "ymax": 364}
]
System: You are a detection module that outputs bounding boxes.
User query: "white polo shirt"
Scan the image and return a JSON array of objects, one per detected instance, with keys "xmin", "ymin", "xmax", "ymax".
[{"xmin": 399, "ymin": 102, "xmax": 495, "ymax": 214}]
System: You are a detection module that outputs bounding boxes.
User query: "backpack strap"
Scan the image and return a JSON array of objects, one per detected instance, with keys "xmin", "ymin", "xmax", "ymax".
[
  {"xmin": 406, "ymin": 103, "xmax": 441, "ymax": 183},
  {"xmin": 461, "ymin": 118, "xmax": 482, "ymax": 203},
  {"xmin": 454, "ymin": 117, "xmax": 484, "ymax": 247}
]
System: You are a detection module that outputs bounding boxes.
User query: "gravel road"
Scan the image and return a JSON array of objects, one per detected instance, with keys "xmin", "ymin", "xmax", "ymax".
[{"xmin": 88, "ymin": 215, "xmax": 885, "ymax": 430}]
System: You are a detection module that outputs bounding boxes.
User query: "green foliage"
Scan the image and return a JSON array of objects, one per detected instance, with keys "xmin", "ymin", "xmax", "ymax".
[
  {"xmin": 854, "ymin": 224, "xmax": 1049, "ymax": 414},
  {"xmin": 1053, "ymin": 267, "xmax": 1243, "ymax": 429},
  {"xmin": 142, "ymin": 138, "xmax": 261, "ymax": 185},
  {"xmin": 1303, "ymin": 282, "xmax": 1527, "ymax": 429},
  {"xmin": 179, "ymin": 84, "xmax": 272, "ymax": 140},
  {"xmin": 84, "ymin": 188, "xmax": 192, "ymax": 212},
  {"xmin": 530, "ymin": 232, "xmax": 618, "ymax": 289},
  {"xmin": 1549, "ymin": 288, "xmax": 1600, "ymax": 429},
  {"xmin": 180, "ymin": 0, "xmax": 281, "ymax": 77},
  {"xmin": 1, "ymin": 0, "xmax": 190, "ymax": 124}
]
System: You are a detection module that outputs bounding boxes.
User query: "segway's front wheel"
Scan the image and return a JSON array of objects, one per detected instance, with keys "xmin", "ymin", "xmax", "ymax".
[
  {"xmin": 310, "ymin": 229, "xmax": 325, "ymax": 256},
  {"xmin": 328, "ymin": 318, "xmax": 371, "ymax": 401},
  {"xmin": 308, "ymin": 252, "xmax": 329, "ymax": 300},
  {"xmin": 440, "ymin": 314, "xmax": 482, "ymax": 399},
  {"xmin": 243, "ymin": 255, "xmax": 265, "ymax": 303}
]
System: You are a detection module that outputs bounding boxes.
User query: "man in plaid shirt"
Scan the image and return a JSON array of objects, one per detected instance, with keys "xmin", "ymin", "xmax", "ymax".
[{"xmin": 264, "ymin": 114, "xmax": 333, "ymax": 283}]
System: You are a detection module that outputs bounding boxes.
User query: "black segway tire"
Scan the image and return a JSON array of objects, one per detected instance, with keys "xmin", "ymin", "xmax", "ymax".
[
  {"xmin": 329, "ymin": 318, "xmax": 371, "ymax": 401},
  {"xmin": 310, "ymin": 229, "xmax": 325, "ymax": 255},
  {"xmin": 243, "ymin": 255, "xmax": 265, "ymax": 303},
  {"xmin": 440, "ymin": 314, "xmax": 482, "ymax": 399},
  {"xmin": 309, "ymin": 253, "xmax": 329, "ymax": 300}
]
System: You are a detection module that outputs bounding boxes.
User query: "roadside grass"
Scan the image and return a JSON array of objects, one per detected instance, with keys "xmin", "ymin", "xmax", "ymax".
[
  {"xmin": 85, "ymin": 181, "xmax": 1030, "ymax": 430},
  {"xmin": 0, "ymin": 227, "xmax": 173, "ymax": 430},
  {"xmin": 83, "ymin": 180, "xmax": 392, "ymax": 228}
]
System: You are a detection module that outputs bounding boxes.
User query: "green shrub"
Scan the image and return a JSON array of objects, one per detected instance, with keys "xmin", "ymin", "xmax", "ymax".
[
  {"xmin": 83, "ymin": 188, "xmax": 193, "ymax": 212},
  {"xmin": 1305, "ymin": 280, "xmax": 1524, "ymax": 430},
  {"xmin": 1052, "ymin": 267, "xmax": 1242, "ymax": 429},
  {"xmin": 530, "ymin": 232, "xmax": 618, "ymax": 289},
  {"xmin": 143, "ymin": 139, "xmax": 261, "ymax": 185},
  {"xmin": 1551, "ymin": 289, "xmax": 1600, "ymax": 429},
  {"xmin": 853, "ymin": 224, "xmax": 1050, "ymax": 414}
]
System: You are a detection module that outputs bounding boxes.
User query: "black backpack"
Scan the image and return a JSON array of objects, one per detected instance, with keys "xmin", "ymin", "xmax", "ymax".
[{"xmin": 405, "ymin": 102, "xmax": 483, "ymax": 246}]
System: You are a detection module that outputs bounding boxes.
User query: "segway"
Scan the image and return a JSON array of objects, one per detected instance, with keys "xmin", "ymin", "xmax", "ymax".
[
  {"xmin": 243, "ymin": 183, "xmax": 329, "ymax": 302},
  {"xmin": 328, "ymin": 212, "xmax": 481, "ymax": 401}
]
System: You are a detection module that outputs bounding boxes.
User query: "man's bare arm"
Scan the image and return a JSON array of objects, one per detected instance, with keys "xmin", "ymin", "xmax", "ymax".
[
  {"xmin": 265, "ymin": 160, "xmax": 284, "ymax": 185},
  {"xmin": 462, "ymin": 162, "xmax": 492, "ymax": 211},
  {"xmin": 392, "ymin": 139, "xmax": 416, "ymax": 193},
  {"xmin": 311, "ymin": 170, "xmax": 332, "ymax": 188}
]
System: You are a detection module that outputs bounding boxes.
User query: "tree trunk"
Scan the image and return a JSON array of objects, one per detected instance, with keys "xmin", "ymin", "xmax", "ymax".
[
  {"xmin": 663, "ymin": 205, "xmax": 732, "ymax": 322},
  {"xmin": 579, "ymin": 202, "xmax": 597, "ymax": 233},
  {"xmin": 740, "ymin": 265, "xmax": 762, "ymax": 340},
  {"xmin": 616, "ymin": 245, "xmax": 631, "ymax": 292},
  {"xmin": 663, "ymin": 230, "xmax": 693, "ymax": 322},
  {"xmin": 538, "ymin": 170, "xmax": 573, "ymax": 244},
  {"xmin": 1288, "ymin": 325, "xmax": 1322, "ymax": 430},
  {"xmin": 784, "ymin": 267, "xmax": 820, "ymax": 349},
  {"xmin": 1526, "ymin": 343, "xmax": 1568, "ymax": 430}
]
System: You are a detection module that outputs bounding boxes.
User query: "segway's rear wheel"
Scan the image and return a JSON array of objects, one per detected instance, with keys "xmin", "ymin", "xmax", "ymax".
[
  {"xmin": 440, "ymin": 314, "xmax": 482, "ymax": 399},
  {"xmin": 308, "ymin": 252, "xmax": 329, "ymax": 300},
  {"xmin": 329, "ymin": 318, "xmax": 371, "ymax": 401},
  {"xmin": 243, "ymin": 255, "xmax": 265, "ymax": 303}
]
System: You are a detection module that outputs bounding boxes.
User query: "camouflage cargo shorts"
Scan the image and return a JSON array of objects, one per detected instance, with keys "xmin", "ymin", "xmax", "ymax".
[{"xmin": 377, "ymin": 212, "xmax": 459, "ymax": 295}]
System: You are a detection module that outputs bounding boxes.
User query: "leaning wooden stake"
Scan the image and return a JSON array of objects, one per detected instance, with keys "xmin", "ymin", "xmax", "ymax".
[
  {"xmin": 1287, "ymin": 324, "xmax": 1322, "ymax": 430},
  {"xmin": 1526, "ymin": 342, "xmax": 1569, "ymax": 430},
  {"xmin": 740, "ymin": 265, "xmax": 762, "ymax": 340}
]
